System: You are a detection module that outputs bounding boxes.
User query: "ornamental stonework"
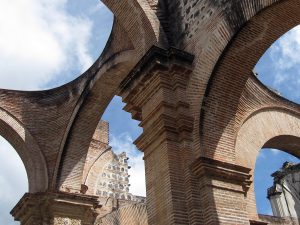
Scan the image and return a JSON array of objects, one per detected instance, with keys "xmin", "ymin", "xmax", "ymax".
[{"xmin": 53, "ymin": 217, "xmax": 81, "ymax": 225}]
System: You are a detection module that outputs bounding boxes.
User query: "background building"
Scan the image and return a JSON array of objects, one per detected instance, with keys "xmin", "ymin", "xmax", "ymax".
[
  {"xmin": 82, "ymin": 120, "xmax": 146, "ymax": 221},
  {"xmin": 268, "ymin": 162, "xmax": 300, "ymax": 219}
]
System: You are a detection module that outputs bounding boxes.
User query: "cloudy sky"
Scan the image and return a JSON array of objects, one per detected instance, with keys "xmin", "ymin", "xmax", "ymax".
[
  {"xmin": 0, "ymin": 0, "xmax": 113, "ymax": 224},
  {"xmin": 0, "ymin": 1, "xmax": 299, "ymax": 224},
  {"xmin": 254, "ymin": 26, "xmax": 300, "ymax": 215}
]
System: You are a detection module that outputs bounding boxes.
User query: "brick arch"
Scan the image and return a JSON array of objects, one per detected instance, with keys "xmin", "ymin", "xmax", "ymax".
[
  {"xmin": 235, "ymin": 108, "xmax": 300, "ymax": 219},
  {"xmin": 56, "ymin": 50, "xmax": 139, "ymax": 191},
  {"xmin": 55, "ymin": 0, "xmax": 167, "ymax": 191},
  {"xmin": 101, "ymin": 0, "xmax": 166, "ymax": 53},
  {"xmin": 200, "ymin": 0, "xmax": 300, "ymax": 162},
  {"xmin": 183, "ymin": 0, "xmax": 282, "ymax": 157},
  {"xmin": 83, "ymin": 149, "xmax": 113, "ymax": 195},
  {"xmin": 0, "ymin": 107, "xmax": 48, "ymax": 193}
]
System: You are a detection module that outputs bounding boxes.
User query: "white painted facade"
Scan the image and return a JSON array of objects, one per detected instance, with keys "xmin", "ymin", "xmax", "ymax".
[{"xmin": 268, "ymin": 162, "xmax": 300, "ymax": 219}]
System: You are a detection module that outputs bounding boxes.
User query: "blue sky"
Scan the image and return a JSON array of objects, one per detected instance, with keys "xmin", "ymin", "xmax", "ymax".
[
  {"xmin": 254, "ymin": 26, "xmax": 300, "ymax": 215},
  {"xmin": 0, "ymin": 1, "xmax": 299, "ymax": 224}
]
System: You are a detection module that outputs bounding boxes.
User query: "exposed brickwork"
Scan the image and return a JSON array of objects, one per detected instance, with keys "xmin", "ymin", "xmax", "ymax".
[
  {"xmin": 2, "ymin": 0, "xmax": 300, "ymax": 224},
  {"xmin": 95, "ymin": 203, "xmax": 148, "ymax": 225},
  {"xmin": 200, "ymin": 0, "xmax": 300, "ymax": 162}
]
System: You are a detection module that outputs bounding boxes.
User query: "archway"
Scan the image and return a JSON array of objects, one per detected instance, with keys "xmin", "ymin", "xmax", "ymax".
[
  {"xmin": 101, "ymin": 96, "xmax": 145, "ymax": 198},
  {"xmin": 55, "ymin": 0, "xmax": 165, "ymax": 192},
  {"xmin": 81, "ymin": 96, "xmax": 146, "ymax": 198},
  {"xmin": 255, "ymin": 25, "xmax": 300, "ymax": 104},
  {"xmin": 78, "ymin": 96, "xmax": 147, "ymax": 222},
  {"xmin": 0, "ymin": 108, "xmax": 48, "ymax": 192},
  {"xmin": 235, "ymin": 109, "xmax": 300, "ymax": 219},
  {"xmin": 255, "ymin": 149, "xmax": 299, "ymax": 216},
  {"xmin": 0, "ymin": 136, "xmax": 27, "ymax": 225},
  {"xmin": 200, "ymin": 0, "xmax": 300, "ymax": 162},
  {"xmin": 251, "ymin": 22, "xmax": 300, "ymax": 219},
  {"xmin": 0, "ymin": 108, "xmax": 48, "ymax": 224}
]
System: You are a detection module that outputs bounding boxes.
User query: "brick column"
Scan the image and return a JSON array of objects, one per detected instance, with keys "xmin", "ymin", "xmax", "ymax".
[
  {"xmin": 192, "ymin": 157, "xmax": 252, "ymax": 225},
  {"xmin": 120, "ymin": 46, "xmax": 200, "ymax": 224},
  {"xmin": 11, "ymin": 192, "xmax": 99, "ymax": 225}
]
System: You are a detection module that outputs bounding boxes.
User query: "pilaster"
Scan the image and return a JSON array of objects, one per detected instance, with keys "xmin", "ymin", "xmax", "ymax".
[
  {"xmin": 120, "ymin": 46, "xmax": 201, "ymax": 224},
  {"xmin": 11, "ymin": 192, "xmax": 100, "ymax": 225},
  {"xmin": 192, "ymin": 157, "xmax": 252, "ymax": 225}
]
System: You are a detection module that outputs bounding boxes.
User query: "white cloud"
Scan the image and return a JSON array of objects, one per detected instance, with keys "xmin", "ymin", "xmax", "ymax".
[
  {"xmin": 110, "ymin": 133, "xmax": 146, "ymax": 196},
  {"xmin": 88, "ymin": 2, "xmax": 105, "ymax": 15},
  {"xmin": 269, "ymin": 26, "xmax": 300, "ymax": 87},
  {"xmin": 0, "ymin": 1, "xmax": 107, "ymax": 224},
  {"xmin": 0, "ymin": 0, "xmax": 94, "ymax": 90},
  {"xmin": 270, "ymin": 26, "xmax": 300, "ymax": 69}
]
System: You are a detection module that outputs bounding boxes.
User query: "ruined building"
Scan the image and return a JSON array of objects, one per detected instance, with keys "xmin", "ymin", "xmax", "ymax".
[
  {"xmin": 267, "ymin": 162, "xmax": 300, "ymax": 220},
  {"xmin": 82, "ymin": 120, "xmax": 144, "ymax": 202},
  {"xmin": 2, "ymin": 0, "xmax": 300, "ymax": 224},
  {"xmin": 82, "ymin": 120, "xmax": 147, "ymax": 222}
]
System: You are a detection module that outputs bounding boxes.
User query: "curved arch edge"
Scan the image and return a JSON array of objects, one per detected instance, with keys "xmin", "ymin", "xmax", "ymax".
[{"xmin": 0, "ymin": 107, "xmax": 48, "ymax": 192}]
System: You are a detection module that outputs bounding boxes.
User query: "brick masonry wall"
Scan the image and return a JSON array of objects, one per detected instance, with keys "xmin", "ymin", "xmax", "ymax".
[
  {"xmin": 200, "ymin": 0, "xmax": 300, "ymax": 161},
  {"xmin": 92, "ymin": 120, "xmax": 109, "ymax": 144},
  {"xmin": 2, "ymin": 0, "xmax": 300, "ymax": 224},
  {"xmin": 235, "ymin": 77, "xmax": 300, "ymax": 219},
  {"xmin": 56, "ymin": 0, "xmax": 164, "ymax": 191},
  {"xmin": 95, "ymin": 203, "xmax": 148, "ymax": 225}
]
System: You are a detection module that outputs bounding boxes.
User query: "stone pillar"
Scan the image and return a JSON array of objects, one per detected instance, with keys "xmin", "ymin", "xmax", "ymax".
[
  {"xmin": 120, "ymin": 46, "xmax": 200, "ymax": 224},
  {"xmin": 191, "ymin": 157, "xmax": 252, "ymax": 225},
  {"xmin": 11, "ymin": 192, "xmax": 99, "ymax": 225}
]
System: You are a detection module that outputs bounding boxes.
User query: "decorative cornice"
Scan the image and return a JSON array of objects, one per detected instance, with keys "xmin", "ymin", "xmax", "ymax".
[
  {"xmin": 119, "ymin": 46, "xmax": 194, "ymax": 93},
  {"xmin": 191, "ymin": 157, "xmax": 252, "ymax": 194},
  {"xmin": 11, "ymin": 192, "xmax": 100, "ymax": 222}
]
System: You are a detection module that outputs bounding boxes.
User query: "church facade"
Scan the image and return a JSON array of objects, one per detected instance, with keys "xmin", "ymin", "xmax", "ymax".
[{"xmin": 268, "ymin": 162, "xmax": 300, "ymax": 220}]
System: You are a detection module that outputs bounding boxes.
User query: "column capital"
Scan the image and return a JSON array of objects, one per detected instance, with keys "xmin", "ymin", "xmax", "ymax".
[
  {"xmin": 11, "ymin": 192, "xmax": 100, "ymax": 225},
  {"xmin": 120, "ymin": 46, "xmax": 194, "ymax": 121},
  {"xmin": 191, "ymin": 157, "xmax": 252, "ymax": 195},
  {"xmin": 120, "ymin": 45, "xmax": 194, "ymax": 92}
]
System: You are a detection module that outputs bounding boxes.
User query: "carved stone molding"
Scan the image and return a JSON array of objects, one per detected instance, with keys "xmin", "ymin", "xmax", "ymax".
[
  {"xmin": 192, "ymin": 157, "xmax": 252, "ymax": 195},
  {"xmin": 53, "ymin": 217, "xmax": 81, "ymax": 225},
  {"xmin": 119, "ymin": 45, "xmax": 194, "ymax": 94},
  {"xmin": 11, "ymin": 192, "xmax": 100, "ymax": 225}
]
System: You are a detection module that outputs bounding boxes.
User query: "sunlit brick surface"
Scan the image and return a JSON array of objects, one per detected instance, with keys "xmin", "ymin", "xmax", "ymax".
[{"xmin": 3, "ymin": 0, "xmax": 300, "ymax": 224}]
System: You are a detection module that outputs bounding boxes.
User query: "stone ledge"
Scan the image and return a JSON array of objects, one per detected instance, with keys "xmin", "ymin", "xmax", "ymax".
[
  {"xmin": 11, "ymin": 191, "xmax": 100, "ymax": 224},
  {"xmin": 191, "ymin": 157, "xmax": 252, "ymax": 194},
  {"xmin": 119, "ymin": 45, "xmax": 194, "ymax": 93}
]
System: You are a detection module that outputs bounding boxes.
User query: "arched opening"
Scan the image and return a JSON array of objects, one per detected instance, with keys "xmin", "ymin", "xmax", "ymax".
[
  {"xmin": 255, "ymin": 148, "xmax": 300, "ymax": 217},
  {"xmin": 0, "ymin": 136, "xmax": 28, "ymax": 225},
  {"xmin": 0, "ymin": 0, "xmax": 113, "ymax": 90},
  {"xmin": 255, "ymin": 25, "xmax": 300, "ymax": 104},
  {"xmin": 0, "ymin": 108, "xmax": 48, "ymax": 224},
  {"xmin": 235, "ymin": 109, "xmax": 300, "ymax": 221},
  {"xmin": 252, "ymin": 22, "xmax": 300, "ymax": 221},
  {"xmin": 102, "ymin": 96, "xmax": 145, "ymax": 198},
  {"xmin": 81, "ymin": 96, "xmax": 146, "ymax": 197},
  {"xmin": 55, "ymin": 0, "xmax": 163, "ymax": 194},
  {"xmin": 200, "ymin": 0, "xmax": 300, "ymax": 164},
  {"xmin": 82, "ymin": 96, "xmax": 146, "ymax": 221}
]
